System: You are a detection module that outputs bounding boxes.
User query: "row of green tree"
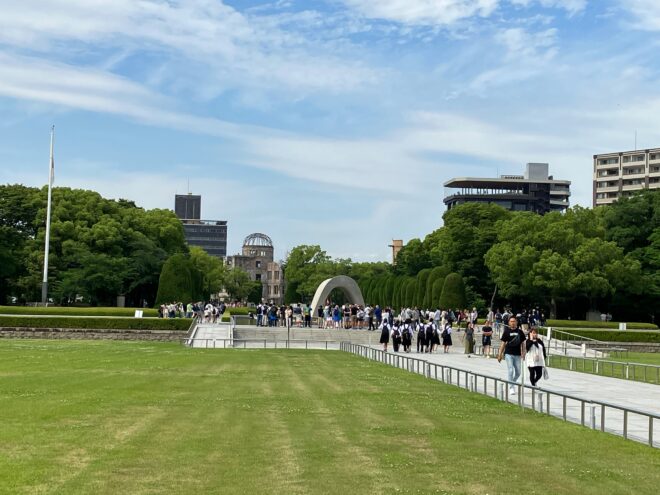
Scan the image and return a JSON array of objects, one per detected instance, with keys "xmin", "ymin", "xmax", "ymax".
[
  {"xmin": 0, "ymin": 185, "xmax": 259, "ymax": 306},
  {"xmin": 283, "ymin": 191, "xmax": 659, "ymax": 321}
]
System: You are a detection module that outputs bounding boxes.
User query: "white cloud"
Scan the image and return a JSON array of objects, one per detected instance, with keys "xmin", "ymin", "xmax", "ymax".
[
  {"xmin": 341, "ymin": 0, "xmax": 499, "ymax": 25},
  {"xmin": 0, "ymin": 0, "xmax": 378, "ymax": 97},
  {"xmin": 510, "ymin": 0, "xmax": 587, "ymax": 16},
  {"xmin": 495, "ymin": 27, "xmax": 557, "ymax": 59},
  {"xmin": 621, "ymin": 0, "xmax": 660, "ymax": 30}
]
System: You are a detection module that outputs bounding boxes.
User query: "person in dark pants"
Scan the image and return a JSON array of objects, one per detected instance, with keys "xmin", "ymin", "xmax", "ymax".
[
  {"xmin": 525, "ymin": 328, "xmax": 547, "ymax": 386},
  {"xmin": 391, "ymin": 322, "xmax": 402, "ymax": 352},
  {"xmin": 417, "ymin": 320, "xmax": 427, "ymax": 353}
]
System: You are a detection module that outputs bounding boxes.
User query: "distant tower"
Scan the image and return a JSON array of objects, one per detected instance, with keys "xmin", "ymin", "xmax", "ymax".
[
  {"xmin": 389, "ymin": 239, "xmax": 404, "ymax": 265},
  {"xmin": 174, "ymin": 193, "xmax": 201, "ymax": 220}
]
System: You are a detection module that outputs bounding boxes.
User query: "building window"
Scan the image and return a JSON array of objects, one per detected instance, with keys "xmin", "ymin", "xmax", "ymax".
[
  {"xmin": 255, "ymin": 274, "xmax": 261, "ymax": 281},
  {"xmin": 598, "ymin": 158, "xmax": 618, "ymax": 165},
  {"xmin": 256, "ymin": 261, "xmax": 261, "ymax": 269},
  {"xmin": 274, "ymin": 286, "xmax": 279, "ymax": 295}
]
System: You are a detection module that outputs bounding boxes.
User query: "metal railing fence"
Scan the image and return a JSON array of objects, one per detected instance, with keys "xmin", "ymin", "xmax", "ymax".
[
  {"xmin": 340, "ymin": 342, "xmax": 659, "ymax": 448},
  {"xmin": 548, "ymin": 354, "xmax": 660, "ymax": 385},
  {"xmin": 183, "ymin": 338, "xmax": 341, "ymax": 350}
]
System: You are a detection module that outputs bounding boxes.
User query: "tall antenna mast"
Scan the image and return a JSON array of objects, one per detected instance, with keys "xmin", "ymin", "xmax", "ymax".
[{"xmin": 42, "ymin": 126, "xmax": 55, "ymax": 304}]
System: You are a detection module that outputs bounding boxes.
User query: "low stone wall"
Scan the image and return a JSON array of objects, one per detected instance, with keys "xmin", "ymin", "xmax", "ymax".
[{"xmin": 0, "ymin": 327, "xmax": 186, "ymax": 342}]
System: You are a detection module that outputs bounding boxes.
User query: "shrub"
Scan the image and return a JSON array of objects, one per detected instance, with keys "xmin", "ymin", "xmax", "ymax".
[
  {"xmin": 0, "ymin": 306, "xmax": 158, "ymax": 317},
  {"xmin": 155, "ymin": 254, "xmax": 200, "ymax": 305},
  {"xmin": 431, "ymin": 278, "xmax": 444, "ymax": 310},
  {"xmin": 440, "ymin": 273, "xmax": 466, "ymax": 309},
  {"xmin": 424, "ymin": 266, "xmax": 450, "ymax": 308},
  {"xmin": 225, "ymin": 307, "xmax": 251, "ymax": 316},
  {"xmin": 0, "ymin": 316, "xmax": 191, "ymax": 331}
]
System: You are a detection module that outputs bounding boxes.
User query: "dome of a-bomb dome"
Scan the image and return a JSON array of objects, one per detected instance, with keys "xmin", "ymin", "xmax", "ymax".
[{"xmin": 243, "ymin": 233, "xmax": 273, "ymax": 248}]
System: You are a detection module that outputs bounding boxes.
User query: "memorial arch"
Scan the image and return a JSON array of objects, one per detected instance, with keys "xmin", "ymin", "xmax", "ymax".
[{"xmin": 310, "ymin": 275, "xmax": 365, "ymax": 311}]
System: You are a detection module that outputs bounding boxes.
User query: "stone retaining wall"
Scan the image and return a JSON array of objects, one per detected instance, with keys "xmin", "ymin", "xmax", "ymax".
[{"xmin": 0, "ymin": 327, "xmax": 186, "ymax": 342}]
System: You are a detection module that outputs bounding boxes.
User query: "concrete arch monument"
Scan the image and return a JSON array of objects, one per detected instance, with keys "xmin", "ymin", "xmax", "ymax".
[{"xmin": 310, "ymin": 275, "xmax": 365, "ymax": 311}]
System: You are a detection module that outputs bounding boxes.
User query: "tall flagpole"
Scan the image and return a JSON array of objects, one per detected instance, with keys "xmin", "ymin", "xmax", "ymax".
[{"xmin": 41, "ymin": 126, "xmax": 54, "ymax": 304}]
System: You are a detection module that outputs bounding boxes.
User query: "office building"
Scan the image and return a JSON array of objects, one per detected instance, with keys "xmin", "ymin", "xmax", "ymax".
[
  {"xmin": 174, "ymin": 193, "xmax": 227, "ymax": 258},
  {"xmin": 593, "ymin": 148, "xmax": 660, "ymax": 206},
  {"xmin": 175, "ymin": 193, "xmax": 201, "ymax": 220},
  {"xmin": 444, "ymin": 163, "xmax": 570, "ymax": 214}
]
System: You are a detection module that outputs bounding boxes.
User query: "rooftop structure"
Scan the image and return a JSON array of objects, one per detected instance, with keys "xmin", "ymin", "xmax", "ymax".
[
  {"xmin": 593, "ymin": 148, "xmax": 660, "ymax": 206},
  {"xmin": 444, "ymin": 163, "xmax": 570, "ymax": 214}
]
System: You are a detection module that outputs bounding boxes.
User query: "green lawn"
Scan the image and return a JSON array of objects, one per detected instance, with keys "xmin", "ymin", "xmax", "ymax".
[
  {"xmin": 609, "ymin": 352, "xmax": 660, "ymax": 366},
  {"xmin": 0, "ymin": 341, "xmax": 658, "ymax": 495},
  {"xmin": 548, "ymin": 352, "xmax": 660, "ymax": 384}
]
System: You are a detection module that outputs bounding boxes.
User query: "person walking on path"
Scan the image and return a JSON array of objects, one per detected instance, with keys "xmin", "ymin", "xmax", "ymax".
[
  {"xmin": 391, "ymin": 322, "xmax": 402, "ymax": 353},
  {"xmin": 417, "ymin": 320, "xmax": 427, "ymax": 353},
  {"xmin": 481, "ymin": 320, "xmax": 493, "ymax": 357},
  {"xmin": 525, "ymin": 328, "xmax": 547, "ymax": 387},
  {"xmin": 441, "ymin": 322, "xmax": 453, "ymax": 353},
  {"xmin": 464, "ymin": 322, "xmax": 475, "ymax": 356},
  {"xmin": 379, "ymin": 319, "xmax": 391, "ymax": 352},
  {"xmin": 498, "ymin": 315, "xmax": 527, "ymax": 394}
]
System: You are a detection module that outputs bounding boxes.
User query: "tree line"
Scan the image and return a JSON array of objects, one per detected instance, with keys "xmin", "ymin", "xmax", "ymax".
[
  {"xmin": 284, "ymin": 191, "xmax": 659, "ymax": 322},
  {"xmin": 0, "ymin": 185, "xmax": 258, "ymax": 306}
]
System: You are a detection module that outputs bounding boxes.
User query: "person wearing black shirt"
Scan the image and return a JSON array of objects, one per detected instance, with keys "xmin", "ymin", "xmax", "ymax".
[
  {"xmin": 497, "ymin": 316, "xmax": 526, "ymax": 394},
  {"xmin": 481, "ymin": 321, "xmax": 493, "ymax": 357}
]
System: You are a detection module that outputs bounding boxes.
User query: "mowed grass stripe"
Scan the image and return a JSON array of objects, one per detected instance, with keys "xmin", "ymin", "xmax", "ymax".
[{"xmin": 0, "ymin": 341, "xmax": 658, "ymax": 495}]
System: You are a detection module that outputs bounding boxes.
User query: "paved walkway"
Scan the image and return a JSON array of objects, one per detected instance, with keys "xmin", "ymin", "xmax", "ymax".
[{"xmin": 364, "ymin": 345, "xmax": 660, "ymax": 447}]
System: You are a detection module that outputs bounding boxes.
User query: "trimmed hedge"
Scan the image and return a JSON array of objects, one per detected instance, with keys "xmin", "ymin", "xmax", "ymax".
[
  {"xmin": 0, "ymin": 316, "xmax": 191, "ymax": 331},
  {"xmin": 226, "ymin": 307, "xmax": 251, "ymax": 316},
  {"xmin": 545, "ymin": 319, "xmax": 657, "ymax": 330},
  {"xmin": 0, "ymin": 306, "xmax": 159, "ymax": 317},
  {"xmin": 538, "ymin": 328, "xmax": 660, "ymax": 343}
]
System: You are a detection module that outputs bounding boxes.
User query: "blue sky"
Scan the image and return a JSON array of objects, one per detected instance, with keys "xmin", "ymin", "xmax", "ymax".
[{"xmin": 1, "ymin": 0, "xmax": 659, "ymax": 261}]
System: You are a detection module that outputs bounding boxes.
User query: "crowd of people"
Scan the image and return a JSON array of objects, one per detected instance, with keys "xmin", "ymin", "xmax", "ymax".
[
  {"xmin": 254, "ymin": 303, "xmax": 314, "ymax": 328},
  {"xmin": 158, "ymin": 301, "xmax": 227, "ymax": 322},
  {"xmin": 173, "ymin": 299, "xmax": 548, "ymax": 390}
]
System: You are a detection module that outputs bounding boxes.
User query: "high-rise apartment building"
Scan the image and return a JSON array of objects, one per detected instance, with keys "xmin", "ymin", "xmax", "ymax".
[
  {"xmin": 174, "ymin": 193, "xmax": 227, "ymax": 258},
  {"xmin": 444, "ymin": 163, "xmax": 570, "ymax": 214},
  {"xmin": 593, "ymin": 148, "xmax": 660, "ymax": 206}
]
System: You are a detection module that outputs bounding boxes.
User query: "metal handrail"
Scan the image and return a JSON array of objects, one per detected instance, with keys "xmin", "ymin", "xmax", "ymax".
[
  {"xmin": 340, "ymin": 342, "xmax": 659, "ymax": 448},
  {"xmin": 548, "ymin": 354, "xmax": 660, "ymax": 384},
  {"xmin": 183, "ymin": 338, "xmax": 341, "ymax": 350}
]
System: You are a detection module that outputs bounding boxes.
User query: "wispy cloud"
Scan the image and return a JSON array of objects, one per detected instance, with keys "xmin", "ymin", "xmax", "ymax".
[
  {"xmin": 621, "ymin": 0, "xmax": 660, "ymax": 30},
  {"xmin": 341, "ymin": 0, "xmax": 500, "ymax": 26},
  {"xmin": 511, "ymin": 0, "xmax": 587, "ymax": 16},
  {"xmin": 0, "ymin": 0, "xmax": 378, "ymax": 97}
]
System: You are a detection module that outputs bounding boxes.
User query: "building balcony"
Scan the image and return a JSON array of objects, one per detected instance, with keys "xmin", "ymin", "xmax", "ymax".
[
  {"xmin": 596, "ymin": 184, "xmax": 619, "ymax": 192},
  {"xmin": 596, "ymin": 196, "xmax": 619, "ymax": 205},
  {"xmin": 550, "ymin": 189, "xmax": 571, "ymax": 196},
  {"xmin": 649, "ymin": 181, "xmax": 660, "ymax": 189},
  {"xmin": 622, "ymin": 183, "xmax": 645, "ymax": 191},
  {"xmin": 595, "ymin": 169, "xmax": 620, "ymax": 178}
]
